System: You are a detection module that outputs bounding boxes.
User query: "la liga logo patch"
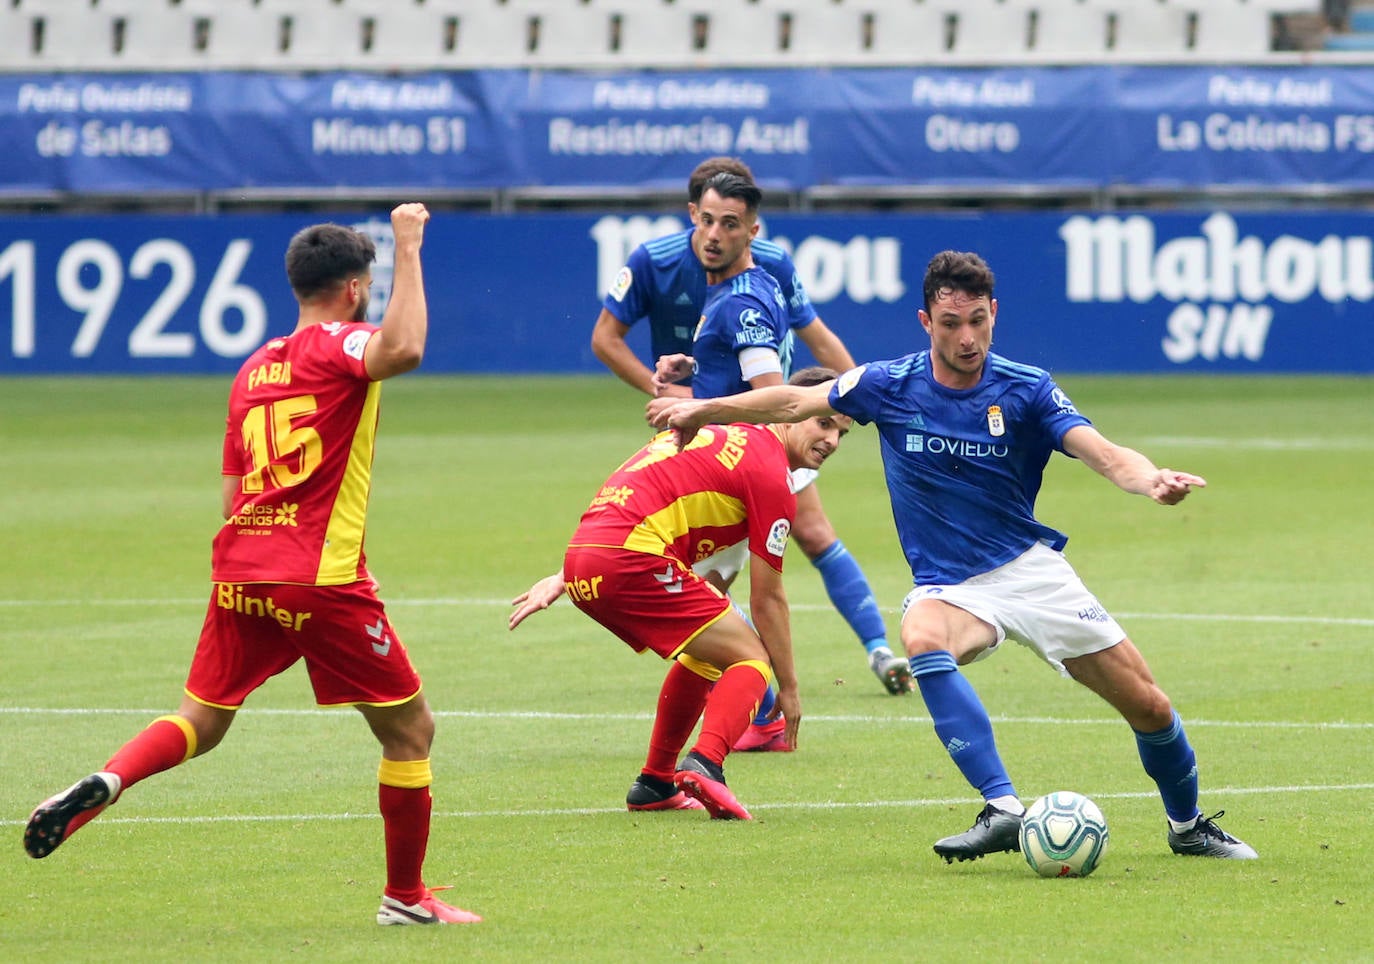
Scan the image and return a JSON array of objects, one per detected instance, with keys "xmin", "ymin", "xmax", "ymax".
[{"xmin": 766, "ymin": 518, "xmax": 791, "ymax": 555}]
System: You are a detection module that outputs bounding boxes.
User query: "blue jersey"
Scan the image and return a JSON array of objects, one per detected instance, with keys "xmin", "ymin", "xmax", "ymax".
[
  {"xmin": 602, "ymin": 228, "xmax": 818, "ymax": 375},
  {"xmin": 689, "ymin": 267, "xmax": 790, "ymax": 400},
  {"xmin": 828, "ymin": 351, "xmax": 1092, "ymax": 585}
]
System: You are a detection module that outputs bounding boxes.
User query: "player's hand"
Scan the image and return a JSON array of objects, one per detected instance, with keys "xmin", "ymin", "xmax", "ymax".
[
  {"xmin": 1150, "ymin": 469, "xmax": 1206, "ymax": 505},
  {"xmin": 645, "ymin": 398, "xmax": 709, "ymax": 449},
  {"xmin": 508, "ymin": 572, "xmax": 566, "ymax": 630},
  {"xmin": 390, "ymin": 202, "xmax": 430, "ymax": 249},
  {"xmin": 651, "ymin": 354, "xmax": 694, "ymax": 395},
  {"xmin": 645, "ymin": 396, "xmax": 675, "ymax": 428},
  {"xmin": 774, "ymin": 686, "xmax": 801, "ymax": 751}
]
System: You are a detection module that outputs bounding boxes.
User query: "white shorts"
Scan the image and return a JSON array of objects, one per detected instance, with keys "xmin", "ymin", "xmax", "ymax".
[
  {"xmin": 900, "ymin": 542, "xmax": 1125, "ymax": 676},
  {"xmin": 692, "ymin": 539, "xmax": 750, "ymax": 585}
]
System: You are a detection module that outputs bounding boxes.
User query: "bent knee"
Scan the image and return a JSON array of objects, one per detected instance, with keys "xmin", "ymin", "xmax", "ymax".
[
  {"xmin": 900, "ymin": 622, "xmax": 949, "ymax": 658},
  {"xmin": 1132, "ymin": 690, "xmax": 1176, "ymax": 732}
]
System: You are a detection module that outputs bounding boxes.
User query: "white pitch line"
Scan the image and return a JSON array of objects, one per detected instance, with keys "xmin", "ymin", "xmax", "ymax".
[
  {"xmin": 1, "ymin": 596, "xmax": 1372, "ymax": 627},
  {"xmin": 1, "ymin": 706, "xmax": 1369, "ymax": 729},
  {"xmin": 2, "ymin": 782, "xmax": 1371, "ymax": 829}
]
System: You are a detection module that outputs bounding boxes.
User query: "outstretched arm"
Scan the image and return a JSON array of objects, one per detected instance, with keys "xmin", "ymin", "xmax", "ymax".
[
  {"xmin": 645, "ymin": 380, "xmax": 836, "ymax": 445},
  {"xmin": 1062, "ymin": 425, "xmax": 1206, "ymax": 505},
  {"xmin": 509, "ymin": 570, "xmax": 567, "ymax": 630}
]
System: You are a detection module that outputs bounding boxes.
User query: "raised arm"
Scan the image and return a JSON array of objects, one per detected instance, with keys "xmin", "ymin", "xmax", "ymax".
[
  {"xmin": 364, "ymin": 202, "xmax": 430, "ymax": 381},
  {"xmin": 1062, "ymin": 424, "xmax": 1206, "ymax": 505}
]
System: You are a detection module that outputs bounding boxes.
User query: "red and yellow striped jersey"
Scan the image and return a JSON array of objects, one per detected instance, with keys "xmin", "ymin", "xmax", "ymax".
[
  {"xmin": 212, "ymin": 321, "xmax": 380, "ymax": 586},
  {"xmin": 571, "ymin": 424, "xmax": 796, "ymax": 573}
]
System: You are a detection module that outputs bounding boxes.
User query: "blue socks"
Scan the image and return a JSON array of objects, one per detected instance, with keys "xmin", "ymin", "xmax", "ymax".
[
  {"xmin": 910, "ymin": 648, "xmax": 1201, "ymax": 821},
  {"xmin": 811, "ymin": 540, "xmax": 888, "ymax": 653},
  {"xmin": 910, "ymin": 651, "xmax": 1016, "ymax": 800},
  {"xmin": 753, "ymin": 683, "xmax": 777, "ymax": 725},
  {"xmin": 1135, "ymin": 710, "xmax": 1200, "ymax": 823}
]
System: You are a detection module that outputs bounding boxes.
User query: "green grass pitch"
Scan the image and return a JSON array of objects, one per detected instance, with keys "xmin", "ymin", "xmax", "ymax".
[{"xmin": 1, "ymin": 373, "xmax": 1371, "ymax": 961}]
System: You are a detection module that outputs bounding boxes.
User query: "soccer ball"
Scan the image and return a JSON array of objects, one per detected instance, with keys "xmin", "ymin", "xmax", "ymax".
[{"xmin": 1019, "ymin": 791, "xmax": 1109, "ymax": 878}]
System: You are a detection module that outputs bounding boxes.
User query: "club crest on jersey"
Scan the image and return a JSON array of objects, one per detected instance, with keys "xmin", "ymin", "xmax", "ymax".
[
  {"xmin": 766, "ymin": 518, "xmax": 791, "ymax": 555},
  {"xmin": 987, "ymin": 405, "xmax": 1005, "ymax": 437},
  {"xmin": 609, "ymin": 266, "xmax": 633, "ymax": 302}
]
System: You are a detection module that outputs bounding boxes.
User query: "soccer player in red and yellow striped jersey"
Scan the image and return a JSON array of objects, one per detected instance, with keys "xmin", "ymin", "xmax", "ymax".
[
  {"xmin": 509, "ymin": 398, "xmax": 851, "ymax": 819},
  {"xmin": 24, "ymin": 204, "xmax": 481, "ymax": 925}
]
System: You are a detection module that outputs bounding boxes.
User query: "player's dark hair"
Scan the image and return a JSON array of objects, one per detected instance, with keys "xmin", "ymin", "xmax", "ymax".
[
  {"xmin": 688, "ymin": 156, "xmax": 754, "ymax": 203},
  {"xmin": 699, "ymin": 171, "xmax": 763, "ymax": 213},
  {"xmin": 922, "ymin": 250, "xmax": 995, "ymax": 310},
  {"xmin": 788, "ymin": 366, "xmax": 838, "ymax": 387},
  {"xmin": 285, "ymin": 223, "xmax": 376, "ymax": 301}
]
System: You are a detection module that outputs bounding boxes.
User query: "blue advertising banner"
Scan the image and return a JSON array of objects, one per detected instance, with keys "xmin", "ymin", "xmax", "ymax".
[
  {"xmin": 2, "ymin": 209, "xmax": 1370, "ymax": 375},
  {"xmin": 5, "ymin": 66, "xmax": 1374, "ymax": 195}
]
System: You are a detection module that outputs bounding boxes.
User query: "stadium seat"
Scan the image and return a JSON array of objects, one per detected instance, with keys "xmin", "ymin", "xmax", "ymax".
[
  {"xmin": 526, "ymin": 8, "xmax": 613, "ymax": 68},
  {"xmin": 357, "ymin": 7, "xmax": 463, "ymax": 70},
  {"xmin": 288, "ymin": 8, "xmax": 375, "ymax": 71},
  {"xmin": 1110, "ymin": 5, "xmax": 1193, "ymax": 58},
  {"xmin": 0, "ymin": 10, "xmax": 37, "ymax": 71},
  {"xmin": 398, "ymin": 1, "xmax": 534, "ymax": 67},
  {"xmin": 863, "ymin": 5, "xmax": 954, "ymax": 64},
  {"xmin": 1030, "ymin": 4, "xmax": 1111, "ymax": 60},
  {"xmin": 682, "ymin": 5, "xmax": 787, "ymax": 67},
  {"xmin": 1193, "ymin": 4, "xmax": 1274, "ymax": 57},
  {"xmin": 116, "ymin": 8, "xmax": 214, "ymax": 72},
  {"xmin": 198, "ymin": 7, "xmax": 282, "ymax": 70},
  {"xmin": 945, "ymin": 2, "xmax": 1033, "ymax": 60},
  {"xmin": 784, "ymin": 6, "xmax": 870, "ymax": 65},
  {"xmin": 20, "ymin": 10, "xmax": 123, "ymax": 70},
  {"xmin": 610, "ymin": 7, "xmax": 705, "ymax": 69}
]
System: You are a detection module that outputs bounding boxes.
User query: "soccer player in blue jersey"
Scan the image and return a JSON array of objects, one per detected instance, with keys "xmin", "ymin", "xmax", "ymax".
[
  {"xmin": 647, "ymin": 249, "xmax": 1258, "ymax": 862},
  {"xmin": 592, "ymin": 157, "xmax": 910, "ymax": 698}
]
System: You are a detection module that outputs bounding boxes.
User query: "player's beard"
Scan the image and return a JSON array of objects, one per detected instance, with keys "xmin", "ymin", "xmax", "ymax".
[{"xmin": 351, "ymin": 291, "xmax": 370, "ymax": 322}]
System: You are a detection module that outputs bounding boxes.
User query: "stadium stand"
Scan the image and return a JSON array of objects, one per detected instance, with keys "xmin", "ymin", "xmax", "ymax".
[
  {"xmin": 0, "ymin": 0, "xmax": 1354, "ymax": 71},
  {"xmin": 1325, "ymin": 1, "xmax": 1374, "ymax": 46},
  {"xmin": 0, "ymin": 0, "xmax": 1367, "ymax": 215}
]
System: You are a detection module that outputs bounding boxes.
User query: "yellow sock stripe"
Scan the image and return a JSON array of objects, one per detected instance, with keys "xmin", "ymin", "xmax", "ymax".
[
  {"xmin": 379, "ymin": 757, "xmax": 433, "ymax": 789},
  {"xmin": 731, "ymin": 658, "xmax": 774, "ymax": 687},
  {"xmin": 152, "ymin": 715, "xmax": 198, "ymax": 762},
  {"xmin": 676, "ymin": 652, "xmax": 722, "ymax": 682}
]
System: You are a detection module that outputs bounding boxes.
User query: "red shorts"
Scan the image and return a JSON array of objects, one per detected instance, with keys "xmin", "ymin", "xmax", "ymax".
[
  {"xmin": 563, "ymin": 545, "xmax": 731, "ymax": 659},
  {"xmin": 185, "ymin": 580, "xmax": 422, "ymax": 709}
]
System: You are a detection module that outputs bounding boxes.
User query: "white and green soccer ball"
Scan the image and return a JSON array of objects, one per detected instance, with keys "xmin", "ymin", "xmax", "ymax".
[{"xmin": 1019, "ymin": 791, "xmax": 1109, "ymax": 878}]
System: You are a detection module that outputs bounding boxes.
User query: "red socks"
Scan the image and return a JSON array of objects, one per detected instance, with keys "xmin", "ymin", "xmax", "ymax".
[
  {"xmin": 103, "ymin": 715, "xmax": 195, "ymax": 790},
  {"xmin": 692, "ymin": 661, "xmax": 769, "ymax": 765},
  {"xmin": 378, "ymin": 759, "xmax": 434, "ymax": 905},
  {"xmin": 643, "ymin": 660, "xmax": 714, "ymax": 781}
]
